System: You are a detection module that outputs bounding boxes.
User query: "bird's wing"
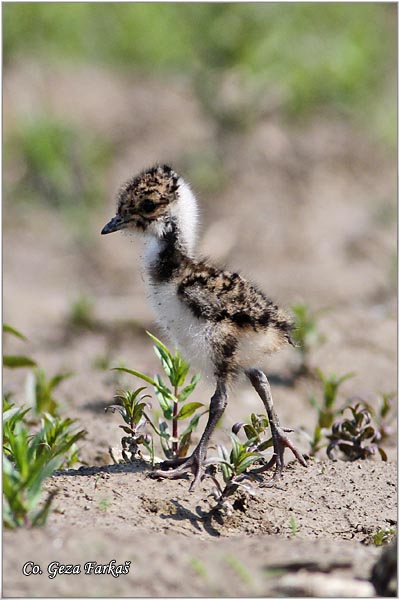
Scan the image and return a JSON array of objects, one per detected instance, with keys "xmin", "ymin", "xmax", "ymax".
[{"xmin": 177, "ymin": 266, "xmax": 277, "ymax": 328}]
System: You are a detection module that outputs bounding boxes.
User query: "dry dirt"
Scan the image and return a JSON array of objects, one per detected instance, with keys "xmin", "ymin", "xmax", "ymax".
[
  {"xmin": 3, "ymin": 459, "xmax": 397, "ymax": 597},
  {"xmin": 3, "ymin": 63, "xmax": 397, "ymax": 597}
]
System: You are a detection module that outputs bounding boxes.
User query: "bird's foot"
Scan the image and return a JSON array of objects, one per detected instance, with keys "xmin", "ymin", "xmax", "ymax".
[
  {"xmin": 250, "ymin": 426, "xmax": 307, "ymax": 487},
  {"xmin": 150, "ymin": 452, "xmax": 203, "ymax": 491}
]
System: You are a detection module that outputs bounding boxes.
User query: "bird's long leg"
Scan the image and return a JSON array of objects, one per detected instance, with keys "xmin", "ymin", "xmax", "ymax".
[
  {"xmin": 246, "ymin": 368, "xmax": 306, "ymax": 485},
  {"xmin": 151, "ymin": 381, "xmax": 227, "ymax": 491}
]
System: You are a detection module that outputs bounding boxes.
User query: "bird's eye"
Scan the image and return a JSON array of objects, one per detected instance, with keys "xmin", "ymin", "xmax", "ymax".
[{"xmin": 141, "ymin": 199, "xmax": 156, "ymax": 213}]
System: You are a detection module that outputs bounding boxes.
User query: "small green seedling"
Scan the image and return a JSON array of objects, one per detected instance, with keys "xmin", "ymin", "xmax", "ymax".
[
  {"xmin": 35, "ymin": 413, "xmax": 87, "ymax": 469},
  {"xmin": 375, "ymin": 392, "xmax": 396, "ymax": 441},
  {"xmin": 3, "ymin": 324, "xmax": 86, "ymax": 527},
  {"xmin": 3, "ymin": 323, "xmax": 36, "ymax": 369},
  {"xmin": 3, "ymin": 397, "xmax": 31, "ymax": 459},
  {"xmin": 98, "ymin": 498, "xmax": 111, "ymax": 513},
  {"xmin": 232, "ymin": 413, "xmax": 273, "ymax": 453},
  {"xmin": 188, "ymin": 557, "xmax": 209, "ymax": 580},
  {"xmin": 304, "ymin": 369, "xmax": 355, "ymax": 456},
  {"xmin": 25, "ymin": 368, "xmax": 73, "ymax": 418},
  {"xmin": 113, "ymin": 332, "xmax": 205, "ymax": 461},
  {"xmin": 223, "ymin": 554, "xmax": 253, "ymax": 587},
  {"xmin": 68, "ymin": 294, "xmax": 96, "ymax": 331},
  {"xmin": 205, "ymin": 432, "xmax": 260, "ymax": 512},
  {"xmin": 205, "ymin": 413, "xmax": 276, "ymax": 511},
  {"xmin": 291, "ymin": 303, "xmax": 325, "ymax": 375},
  {"xmin": 3, "ymin": 404, "xmax": 86, "ymax": 528},
  {"xmin": 3, "ymin": 423, "xmax": 62, "ymax": 528},
  {"xmin": 289, "ymin": 515, "xmax": 300, "ymax": 536},
  {"xmin": 327, "ymin": 402, "xmax": 387, "ymax": 461},
  {"xmin": 105, "ymin": 387, "xmax": 154, "ymax": 464},
  {"xmin": 373, "ymin": 528, "xmax": 396, "ymax": 547}
]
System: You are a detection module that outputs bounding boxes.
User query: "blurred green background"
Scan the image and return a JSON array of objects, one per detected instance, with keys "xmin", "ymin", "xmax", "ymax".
[
  {"xmin": 4, "ymin": 3, "xmax": 396, "ymax": 125},
  {"xmin": 3, "ymin": 2, "xmax": 397, "ymax": 222}
]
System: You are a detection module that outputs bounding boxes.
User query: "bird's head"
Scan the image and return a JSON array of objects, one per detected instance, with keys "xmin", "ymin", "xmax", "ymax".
[{"xmin": 102, "ymin": 164, "xmax": 198, "ymax": 252}]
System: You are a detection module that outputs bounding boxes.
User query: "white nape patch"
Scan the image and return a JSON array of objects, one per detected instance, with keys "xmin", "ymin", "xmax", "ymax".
[
  {"xmin": 141, "ymin": 176, "xmax": 198, "ymax": 270},
  {"xmin": 171, "ymin": 178, "xmax": 199, "ymax": 256},
  {"xmin": 146, "ymin": 280, "xmax": 215, "ymax": 381}
]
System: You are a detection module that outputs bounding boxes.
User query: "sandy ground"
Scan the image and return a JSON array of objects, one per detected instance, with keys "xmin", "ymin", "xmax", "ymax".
[
  {"xmin": 3, "ymin": 63, "xmax": 397, "ymax": 597},
  {"xmin": 3, "ymin": 459, "xmax": 397, "ymax": 597}
]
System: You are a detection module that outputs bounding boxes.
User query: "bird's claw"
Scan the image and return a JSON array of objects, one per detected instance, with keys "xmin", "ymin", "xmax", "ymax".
[
  {"xmin": 150, "ymin": 452, "xmax": 203, "ymax": 491},
  {"xmin": 250, "ymin": 425, "xmax": 306, "ymax": 486}
]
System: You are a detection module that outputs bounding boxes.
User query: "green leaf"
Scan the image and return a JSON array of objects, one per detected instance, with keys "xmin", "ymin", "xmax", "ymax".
[
  {"xmin": 154, "ymin": 381, "xmax": 174, "ymax": 419},
  {"xmin": 175, "ymin": 359, "xmax": 190, "ymax": 387},
  {"xmin": 177, "ymin": 431, "xmax": 192, "ymax": 457},
  {"xmin": 216, "ymin": 445, "xmax": 233, "ymax": 482},
  {"xmin": 236, "ymin": 453, "xmax": 261, "ymax": 474},
  {"xmin": 113, "ymin": 367, "xmax": 156, "ymax": 387},
  {"xmin": 228, "ymin": 433, "xmax": 243, "ymax": 465},
  {"xmin": 132, "ymin": 402, "xmax": 149, "ymax": 425},
  {"xmin": 244, "ymin": 424, "xmax": 257, "ymax": 440},
  {"xmin": 178, "ymin": 412, "xmax": 206, "ymax": 450},
  {"xmin": 146, "ymin": 331, "xmax": 171, "ymax": 357},
  {"xmin": 119, "ymin": 425, "xmax": 134, "ymax": 435},
  {"xmin": 49, "ymin": 372, "xmax": 73, "ymax": 390},
  {"xmin": 176, "ymin": 402, "xmax": 204, "ymax": 420},
  {"xmin": 153, "ymin": 345, "xmax": 173, "ymax": 379},
  {"xmin": 206, "ymin": 456, "xmax": 234, "ymax": 469},
  {"xmin": 3, "ymin": 324, "xmax": 27, "ymax": 341},
  {"xmin": 31, "ymin": 490, "xmax": 58, "ymax": 526},
  {"xmin": 3, "ymin": 406, "xmax": 23, "ymax": 424},
  {"xmin": 178, "ymin": 374, "xmax": 201, "ymax": 402},
  {"xmin": 256, "ymin": 437, "xmax": 273, "ymax": 452},
  {"xmin": 3, "ymin": 355, "xmax": 37, "ymax": 368}
]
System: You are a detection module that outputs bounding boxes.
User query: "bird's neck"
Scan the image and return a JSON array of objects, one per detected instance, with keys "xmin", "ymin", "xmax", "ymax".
[{"xmin": 143, "ymin": 179, "xmax": 198, "ymax": 282}]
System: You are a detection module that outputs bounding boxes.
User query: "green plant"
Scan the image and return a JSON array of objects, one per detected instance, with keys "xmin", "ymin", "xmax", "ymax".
[
  {"xmin": 35, "ymin": 413, "xmax": 87, "ymax": 468},
  {"xmin": 223, "ymin": 554, "xmax": 253, "ymax": 587},
  {"xmin": 373, "ymin": 528, "xmax": 396, "ymax": 547},
  {"xmin": 98, "ymin": 498, "xmax": 111, "ymax": 512},
  {"xmin": 3, "ymin": 423, "xmax": 62, "ymax": 528},
  {"xmin": 375, "ymin": 392, "xmax": 396, "ymax": 441},
  {"xmin": 105, "ymin": 387, "xmax": 154, "ymax": 465},
  {"xmin": 232, "ymin": 413, "xmax": 272, "ymax": 453},
  {"xmin": 303, "ymin": 369, "xmax": 355, "ymax": 455},
  {"xmin": 289, "ymin": 515, "xmax": 299, "ymax": 536},
  {"xmin": 3, "ymin": 397, "xmax": 31, "ymax": 457},
  {"xmin": 25, "ymin": 368, "xmax": 73, "ymax": 418},
  {"xmin": 204, "ymin": 413, "xmax": 278, "ymax": 511},
  {"xmin": 3, "ymin": 5, "xmax": 396, "ymax": 151},
  {"xmin": 205, "ymin": 432, "xmax": 261, "ymax": 512},
  {"xmin": 92, "ymin": 353, "xmax": 112, "ymax": 371},
  {"xmin": 3, "ymin": 323, "xmax": 37, "ymax": 369},
  {"xmin": 68, "ymin": 294, "xmax": 96, "ymax": 331},
  {"xmin": 327, "ymin": 402, "xmax": 387, "ymax": 461},
  {"xmin": 5, "ymin": 117, "xmax": 110, "ymax": 215},
  {"xmin": 290, "ymin": 303, "xmax": 325, "ymax": 375},
  {"xmin": 189, "ymin": 557, "xmax": 209, "ymax": 580},
  {"xmin": 3, "ymin": 324, "xmax": 86, "ymax": 527},
  {"xmin": 3, "ymin": 400, "xmax": 86, "ymax": 528},
  {"xmin": 114, "ymin": 332, "xmax": 205, "ymax": 461},
  {"xmin": 4, "ymin": 397, "xmax": 86, "ymax": 469}
]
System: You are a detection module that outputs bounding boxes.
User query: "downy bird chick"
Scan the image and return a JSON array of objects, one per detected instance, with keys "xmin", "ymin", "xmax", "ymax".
[{"xmin": 102, "ymin": 164, "xmax": 306, "ymax": 490}]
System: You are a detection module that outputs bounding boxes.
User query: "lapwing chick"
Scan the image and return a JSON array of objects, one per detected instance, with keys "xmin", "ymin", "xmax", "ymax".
[{"xmin": 102, "ymin": 164, "xmax": 307, "ymax": 490}]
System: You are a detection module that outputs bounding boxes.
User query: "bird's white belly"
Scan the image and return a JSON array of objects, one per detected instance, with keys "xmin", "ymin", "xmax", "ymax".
[{"xmin": 146, "ymin": 281, "xmax": 216, "ymax": 380}]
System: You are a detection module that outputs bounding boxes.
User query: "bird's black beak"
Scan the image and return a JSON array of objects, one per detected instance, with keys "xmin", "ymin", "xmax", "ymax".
[{"xmin": 101, "ymin": 215, "xmax": 126, "ymax": 235}]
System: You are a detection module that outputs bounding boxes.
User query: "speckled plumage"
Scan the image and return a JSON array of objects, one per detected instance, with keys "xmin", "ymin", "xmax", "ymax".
[{"xmin": 102, "ymin": 164, "xmax": 306, "ymax": 488}]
